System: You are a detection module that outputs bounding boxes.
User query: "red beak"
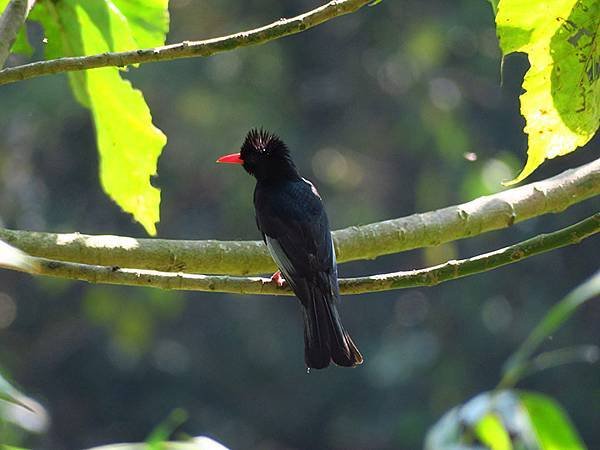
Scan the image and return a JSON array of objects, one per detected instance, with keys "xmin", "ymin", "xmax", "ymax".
[{"xmin": 216, "ymin": 152, "xmax": 243, "ymax": 164}]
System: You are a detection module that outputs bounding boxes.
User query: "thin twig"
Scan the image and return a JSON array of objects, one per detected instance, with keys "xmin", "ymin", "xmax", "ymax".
[
  {"xmin": 1, "ymin": 158, "xmax": 598, "ymax": 275},
  {"xmin": 16, "ymin": 213, "xmax": 599, "ymax": 295},
  {"xmin": 0, "ymin": 0, "xmax": 372, "ymax": 85},
  {"xmin": 0, "ymin": 0, "xmax": 33, "ymax": 67}
]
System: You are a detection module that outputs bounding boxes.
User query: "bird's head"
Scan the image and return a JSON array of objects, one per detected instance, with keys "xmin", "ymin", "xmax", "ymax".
[{"xmin": 217, "ymin": 128, "xmax": 299, "ymax": 182}]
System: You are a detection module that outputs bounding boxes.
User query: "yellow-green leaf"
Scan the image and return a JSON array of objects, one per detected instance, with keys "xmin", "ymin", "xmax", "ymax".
[
  {"xmin": 110, "ymin": 0, "xmax": 170, "ymax": 49},
  {"xmin": 29, "ymin": 0, "xmax": 169, "ymax": 235},
  {"xmin": 88, "ymin": 68, "xmax": 165, "ymax": 235},
  {"xmin": 520, "ymin": 392, "xmax": 586, "ymax": 450},
  {"xmin": 497, "ymin": 0, "xmax": 599, "ymax": 185},
  {"xmin": 475, "ymin": 413, "xmax": 513, "ymax": 450}
]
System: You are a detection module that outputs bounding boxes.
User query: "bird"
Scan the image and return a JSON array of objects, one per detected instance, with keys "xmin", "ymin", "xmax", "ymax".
[{"xmin": 217, "ymin": 128, "xmax": 363, "ymax": 369}]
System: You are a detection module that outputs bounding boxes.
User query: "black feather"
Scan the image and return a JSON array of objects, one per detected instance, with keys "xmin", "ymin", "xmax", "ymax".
[
  {"xmin": 242, "ymin": 129, "xmax": 363, "ymax": 369},
  {"xmin": 239, "ymin": 128, "xmax": 299, "ymax": 181}
]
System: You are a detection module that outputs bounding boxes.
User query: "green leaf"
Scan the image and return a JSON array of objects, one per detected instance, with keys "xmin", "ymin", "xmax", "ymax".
[
  {"xmin": 426, "ymin": 392, "xmax": 521, "ymax": 450},
  {"xmin": 502, "ymin": 270, "xmax": 600, "ymax": 386},
  {"xmin": 496, "ymin": 0, "xmax": 599, "ymax": 185},
  {"xmin": 11, "ymin": 27, "xmax": 32, "ymax": 55},
  {"xmin": 110, "ymin": 0, "xmax": 170, "ymax": 48},
  {"xmin": 426, "ymin": 390, "xmax": 588, "ymax": 450},
  {"xmin": 474, "ymin": 413, "xmax": 513, "ymax": 450},
  {"xmin": 29, "ymin": 0, "xmax": 169, "ymax": 235},
  {"xmin": 520, "ymin": 392, "xmax": 586, "ymax": 450},
  {"xmin": 0, "ymin": 0, "xmax": 33, "ymax": 55}
]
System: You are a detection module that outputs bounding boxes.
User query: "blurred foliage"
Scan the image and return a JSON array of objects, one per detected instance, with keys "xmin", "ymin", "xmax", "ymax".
[
  {"xmin": 0, "ymin": 371, "xmax": 30, "ymax": 410},
  {"xmin": 426, "ymin": 271, "xmax": 599, "ymax": 450},
  {"xmin": 496, "ymin": 0, "xmax": 600, "ymax": 185},
  {"xmin": 425, "ymin": 390, "xmax": 586, "ymax": 450},
  {"xmin": 0, "ymin": 0, "xmax": 598, "ymax": 449},
  {"xmin": 501, "ymin": 270, "xmax": 600, "ymax": 387}
]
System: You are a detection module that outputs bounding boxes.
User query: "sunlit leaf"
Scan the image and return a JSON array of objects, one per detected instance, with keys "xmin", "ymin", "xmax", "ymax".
[
  {"xmin": 496, "ymin": 0, "xmax": 599, "ymax": 185},
  {"xmin": 29, "ymin": 2, "xmax": 90, "ymax": 106},
  {"xmin": 110, "ymin": 0, "xmax": 169, "ymax": 48},
  {"xmin": 29, "ymin": 0, "xmax": 169, "ymax": 235},
  {"xmin": 474, "ymin": 413, "xmax": 513, "ymax": 450},
  {"xmin": 520, "ymin": 392, "xmax": 587, "ymax": 450}
]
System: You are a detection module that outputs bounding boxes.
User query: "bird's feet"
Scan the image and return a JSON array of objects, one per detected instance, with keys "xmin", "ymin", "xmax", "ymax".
[{"xmin": 270, "ymin": 270, "xmax": 286, "ymax": 288}]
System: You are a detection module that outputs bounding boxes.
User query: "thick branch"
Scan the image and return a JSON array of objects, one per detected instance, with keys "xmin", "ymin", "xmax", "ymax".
[
  {"xmin": 0, "ymin": 0, "xmax": 32, "ymax": 67},
  {"xmin": 17, "ymin": 214, "xmax": 600, "ymax": 295},
  {"xmin": 0, "ymin": 0, "xmax": 372, "ymax": 85},
  {"xmin": 1, "ymin": 158, "xmax": 598, "ymax": 275}
]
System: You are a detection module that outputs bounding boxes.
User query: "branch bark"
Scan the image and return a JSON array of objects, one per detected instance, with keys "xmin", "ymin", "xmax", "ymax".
[
  {"xmin": 1, "ymin": 158, "xmax": 598, "ymax": 275},
  {"xmin": 0, "ymin": 0, "xmax": 33, "ymax": 67},
  {"xmin": 15, "ymin": 213, "xmax": 600, "ymax": 295},
  {"xmin": 0, "ymin": 0, "xmax": 372, "ymax": 85}
]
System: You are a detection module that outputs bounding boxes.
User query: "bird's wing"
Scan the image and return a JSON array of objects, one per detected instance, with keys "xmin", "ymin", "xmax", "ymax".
[{"xmin": 256, "ymin": 181, "xmax": 336, "ymax": 285}]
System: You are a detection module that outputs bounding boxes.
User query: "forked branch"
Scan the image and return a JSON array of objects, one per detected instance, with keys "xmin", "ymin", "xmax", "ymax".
[
  {"xmin": 13, "ymin": 213, "xmax": 600, "ymax": 296},
  {"xmin": 1, "ymin": 158, "xmax": 598, "ymax": 275}
]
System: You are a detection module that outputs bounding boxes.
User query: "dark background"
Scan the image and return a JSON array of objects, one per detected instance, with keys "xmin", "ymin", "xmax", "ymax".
[{"xmin": 0, "ymin": 0, "xmax": 598, "ymax": 448}]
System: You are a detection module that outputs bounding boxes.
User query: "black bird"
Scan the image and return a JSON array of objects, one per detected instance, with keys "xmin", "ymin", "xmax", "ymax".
[{"xmin": 217, "ymin": 129, "xmax": 363, "ymax": 369}]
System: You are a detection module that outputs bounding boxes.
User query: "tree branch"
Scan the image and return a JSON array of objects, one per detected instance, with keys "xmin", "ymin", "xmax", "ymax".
[
  {"xmin": 14, "ymin": 213, "xmax": 600, "ymax": 295},
  {"xmin": 0, "ymin": 0, "xmax": 372, "ymax": 85},
  {"xmin": 0, "ymin": 0, "xmax": 33, "ymax": 67},
  {"xmin": 1, "ymin": 158, "xmax": 598, "ymax": 275}
]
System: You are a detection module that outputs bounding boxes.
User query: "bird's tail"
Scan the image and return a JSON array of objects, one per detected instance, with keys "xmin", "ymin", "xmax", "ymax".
[{"xmin": 301, "ymin": 276, "xmax": 363, "ymax": 369}]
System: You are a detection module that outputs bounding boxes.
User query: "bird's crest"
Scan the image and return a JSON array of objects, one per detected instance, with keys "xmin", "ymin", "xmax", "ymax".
[{"xmin": 241, "ymin": 128, "xmax": 289, "ymax": 157}]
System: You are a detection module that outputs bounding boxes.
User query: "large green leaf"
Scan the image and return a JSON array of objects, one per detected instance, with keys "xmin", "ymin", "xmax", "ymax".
[
  {"xmin": 110, "ymin": 0, "xmax": 169, "ymax": 48},
  {"xmin": 496, "ymin": 0, "xmax": 599, "ymax": 185},
  {"xmin": 29, "ymin": 0, "xmax": 169, "ymax": 235},
  {"xmin": 520, "ymin": 392, "xmax": 586, "ymax": 450}
]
